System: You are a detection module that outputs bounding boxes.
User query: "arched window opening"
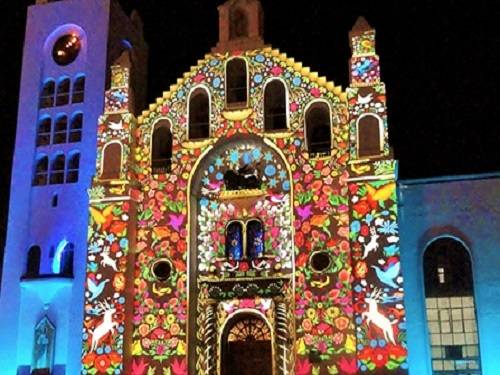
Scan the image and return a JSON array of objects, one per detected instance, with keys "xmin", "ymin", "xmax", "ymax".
[
  {"xmin": 33, "ymin": 155, "xmax": 49, "ymax": 186},
  {"xmin": 264, "ymin": 80, "xmax": 287, "ymax": 131},
  {"xmin": 358, "ymin": 114, "xmax": 382, "ymax": 158},
  {"xmin": 101, "ymin": 142, "xmax": 122, "ymax": 180},
  {"xmin": 25, "ymin": 246, "xmax": 41, "ymax": 278},
  {"xmin": 55, "ymin": 77, "xmax": 70, "ymax": 106},
  {"xmin": 224, "ymin": 164, "xmax": 260, "ymax": 190},
  {"xmin": 226, "ymin": 221, "xmax": 244, "ymax": 261},
  {"xmin": 229, "ymin": 7, "xmax": 249, "ymax": 39},
  {"xmin": 226, "ymin": 58, "xmax": 247, "ymax": 108},
  {"xmin": 222, "ymin": 314, "xmax": 272, "ymax": 375},
  {"xmin": 66, "ymin": 152, "xmax": 80, "ymax": 183},
  {"xmin": 188, "ymin": 88, "xmax": 210, "ymax": 139},
  {"xmin": 72, "ymin": 75, "xmax": 85, "ymax": 103},
  {"xmin": 151, "ymin": 121, "xmax": 172, "ymax": 174},
  {"xmin": 50, "ymin": 154, "xmax": 65, "ymax": 184},
  {"xmin": 37, "ymin": 117, "xmax": 52, "ymax": 146},
  {"xmin": 32, "ymin": 317, "xmax": 56, "ymax": 373},
  {"xmin": 246, "ymin": 220, "xmax": 264, "ymax": 259},
  {"xmin": 69, "ymin": 113, "xmax": 83, "ymax": 143},
  {"xmin": 39, "ymin": 80, "xmax": 55, "ymax": 108},
  {"xmin": 53, "ymin": 241, "xmax": 74, "ymax": 276},
  {"xmin": 423, "ymin": 238, "xmax": 481, "ymax": 374},
  {"xmin": 53, "ymin": 115, "xmax": 68, "ymax": 144},
  {"xmin": 306, "ymin": 102, "xmax": 331, "ymax": 156}
]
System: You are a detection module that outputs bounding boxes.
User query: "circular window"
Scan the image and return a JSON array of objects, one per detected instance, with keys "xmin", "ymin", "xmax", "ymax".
[
  {"xmin": 310, "ymin": 251, "xmax": 331, "ymax": 273},
  {"xmin": 151, "ymin": 259, "xmax": 172, "ymax": 282},
  {"xmin": 52, "ymin": 34, "xmax": 81, "ymax": 65}
]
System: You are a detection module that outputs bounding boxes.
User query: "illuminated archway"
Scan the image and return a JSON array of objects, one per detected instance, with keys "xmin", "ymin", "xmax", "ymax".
[
  {"xmin": 187, "ymin": 135, "xmax": 294, "ymax": 374},
  {"xmin": 221, "ymin": 313, "xmax": 273, "ymax": 375}
]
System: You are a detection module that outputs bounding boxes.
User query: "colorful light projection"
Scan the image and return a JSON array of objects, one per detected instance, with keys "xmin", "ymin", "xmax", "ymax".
[
  {"xmin": 349, "ymin": 177, "xmax": 408, "ymax": 373},
  {"xmin": 81, "ymin": 32, "xmax": 407, "ymax": 373},
  {"xmin": 81, "ymin": 64, "xmax": 136, "ymax": 375}
]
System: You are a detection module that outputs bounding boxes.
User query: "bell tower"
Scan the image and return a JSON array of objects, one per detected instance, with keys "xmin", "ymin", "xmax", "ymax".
[
  {"xmin": 347, "ymin": 16, "xmax": 390, "ymax": 160},
  {"xmin": 347, "ymin": 17, "xmax": 409, "ymax": 374},
  {"xmin": 212, "ymin": 0, "xmax": 265, "ymax": 53},
  {"xmin": 0, "ymin": 0, "xmax": 147, "ymax": 374}
]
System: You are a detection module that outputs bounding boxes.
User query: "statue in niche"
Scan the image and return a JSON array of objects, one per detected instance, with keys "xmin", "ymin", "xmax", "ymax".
[
  {"xmin": 32, "ymin": 317, "xmax": 55, "ymax": 373},
  {"xmin": 224, "ymin": 164, "xmax": 261, "ymax": 190}
]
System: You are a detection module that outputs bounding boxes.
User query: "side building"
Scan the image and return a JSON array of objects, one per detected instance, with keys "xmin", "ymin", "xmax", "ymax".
[
  {"xmin": 400, "ymin": 173, "xmax": 500, "ymax": 375},
  {"xmin": 0, "ymin": 0, "xmax": 147, "ymax": 373}
]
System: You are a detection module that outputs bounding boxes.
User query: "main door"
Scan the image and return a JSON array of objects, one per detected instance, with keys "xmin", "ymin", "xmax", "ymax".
[{"xmin": 221, "ymin": 314, "xmax": 273, "ymax": 375}]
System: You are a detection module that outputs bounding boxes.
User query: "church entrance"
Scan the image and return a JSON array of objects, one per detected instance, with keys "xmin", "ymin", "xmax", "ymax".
[{"xmin": 221, "ymin": 314, "xmax": 273, "ymax": 375}]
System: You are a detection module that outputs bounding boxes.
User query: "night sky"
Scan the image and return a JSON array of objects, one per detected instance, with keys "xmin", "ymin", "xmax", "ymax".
[{"xmin": 0, "ymin": 1, "xmax": 499, "ymax": 253}]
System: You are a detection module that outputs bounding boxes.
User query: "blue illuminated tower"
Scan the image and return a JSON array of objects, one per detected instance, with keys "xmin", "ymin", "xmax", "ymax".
[{"xmin": 0, "ymin": 0, "xmax": 147, "ymax": 373}]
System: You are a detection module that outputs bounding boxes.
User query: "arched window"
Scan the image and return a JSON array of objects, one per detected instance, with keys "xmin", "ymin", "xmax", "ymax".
[
  {"xmin": 50, "ymin": 154, "xmax": 65, "ymax": 184},
  {"xmin": 72, "ymin": 75, "xmax": 85, "ymax": 103},
  {"xmin": 53, "ymin": 114, "xmax": 68, "ymax": 144},
  {"xmin": 39, "ymin": 80, "xmax": 55, "ymax": 108},
  {"xmin": 69, "ymin": 113, "xmax": 83, "ymax": 142},
  {"xmin": 55, "ymin": 77, "xmax": 70, "ymax": 106},
  {"xmin": 26, "ymin": 246, "xmax": 41, "ymax": 278},
  {"xmin": 66, "ymin": 152, "xmax": 80, "ymax": 183},
  {"xmin": 33, "ymin": 155, "xmax": 49, "ymax": 186},
  {"xmin": 264, "ymin": 80, "xmax": 287, "ymax": 131},
  {"xmin": 36, "ymin": 117, "xmax": 52, "ymax": 146},
  {"xmin": 101, "ymin": 142, "xmax": 122, "ymax": 180},
  {"xmin": 229, "ymin": 7, "xmax": 249, "ymax": 39},
  {"xmin": 226, "ymin": 58, "xmax": 247, "ymax": 108},
  {"xmin": 53, "ymin": 241, "xmax": 74, "ymax": 276},
  {"xmin": 358, "ymin": 114, "xmax": 382, "ymax": 157},
  {"xmin": 151, "ymin": 120, "xmax": 172, "ymax": 174},
  {"xmin": 423, "ymin": 237, "xmax": 481, "ymax": 374},
  {"xmin": 305, "ymin": 102, "xmax": 331, "ymax": 156},
  {"xmin": 188, "ymin": 88, "xmax": 210, "ymax": 139},
  {"xmin": 226, "ymin": 221, "xmax": 243, "ymax": 260},
  {"xmin": 246, "ymin": 219, "xmax": 264, "ymax": 259}
]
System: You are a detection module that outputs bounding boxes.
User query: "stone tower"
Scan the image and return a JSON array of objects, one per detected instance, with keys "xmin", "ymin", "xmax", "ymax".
[{"xmin": 0, "ymin": 0, "xmax": 147, "ymax": 373}]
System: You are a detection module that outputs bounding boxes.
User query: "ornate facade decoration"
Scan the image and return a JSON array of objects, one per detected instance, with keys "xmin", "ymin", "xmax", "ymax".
[{"xmin": 80, "ymin": 4, "xmax": 407, "ymax": 374}]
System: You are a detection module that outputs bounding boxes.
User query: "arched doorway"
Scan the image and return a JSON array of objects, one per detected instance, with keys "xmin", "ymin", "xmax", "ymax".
[
  {"xmin": 187, "ymin": 135, "xmax": 294, "ymax": 375},
  {"xmin": 221, "ymin": 314, "xmax": 273, "ymax": 375}
]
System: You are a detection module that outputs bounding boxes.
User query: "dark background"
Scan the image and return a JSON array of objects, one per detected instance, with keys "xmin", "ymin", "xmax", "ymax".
[{"xmin": 1, "ymin": 1, "xmax": 499, "ymax": 260}]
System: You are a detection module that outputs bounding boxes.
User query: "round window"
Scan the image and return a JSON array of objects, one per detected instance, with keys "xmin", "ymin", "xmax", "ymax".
[
  {"xmin": 151, "ymin": 259, "xmax": 172, "ymax": 282},
  {"xmin": 310, "ymin": 251, "xmax": 331, "ymax": 273},
  {"xmin": 52, "ymin": 34, "xmax": 81, "ymax": 65}
]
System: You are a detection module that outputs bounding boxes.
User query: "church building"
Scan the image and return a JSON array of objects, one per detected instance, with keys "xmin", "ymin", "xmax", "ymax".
[{"xmin": 0, "ymin": 0, "xmax": 498, "ymax": 374}]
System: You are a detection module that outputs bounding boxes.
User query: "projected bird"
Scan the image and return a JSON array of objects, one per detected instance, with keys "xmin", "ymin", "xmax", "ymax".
[
  {"xmin": 355, "ymin": 59, "xmax": 372, "ymax": 75},
  {"xmin": 168, "ymin": 213, "xmax": 185, "ymax": 231},
  {"xmin": 87, "ymin": 278, "xmax": 109, "ymax": 301},
  {"xmin": 372, "ymin": 261, "xmax": 400, "ymax": 289},
  {"xmin": 296, "ymin": 204, "xmax": 313, "ymax": 221}
]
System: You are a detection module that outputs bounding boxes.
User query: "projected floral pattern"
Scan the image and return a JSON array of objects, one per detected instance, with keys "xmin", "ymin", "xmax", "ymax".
[
  {"xmin": 81, "ymin": 200, "xmax": 130, "ymax": 375},
  {"xmin": 349, "ymin": 180, "xmax": 408, "ymax": 373},
  {"xmin": 83, "ymin": 24, "xmax": 407, "ymax": 372}
]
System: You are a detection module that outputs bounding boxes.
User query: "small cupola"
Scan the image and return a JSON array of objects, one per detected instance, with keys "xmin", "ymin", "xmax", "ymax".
[{"xmin": 212, "ymin": 0, "xmax": 265, "ymax": 53}]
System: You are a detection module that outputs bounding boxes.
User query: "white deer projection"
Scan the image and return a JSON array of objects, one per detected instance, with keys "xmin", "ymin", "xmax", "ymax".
[
  {"xmin": 362, "ymin": 288, "xmax": 397, "ymax": 344},
  {"xmin": 362, "ymin": 226, "xmax": 380, "ymax": 259},
  {"xmin": 90, "ymin": 301, "xmax": 118, "ymax": 352},
  {"xmin": 100, "ymin": 246, "xmax": 118, "ymax": 272}
]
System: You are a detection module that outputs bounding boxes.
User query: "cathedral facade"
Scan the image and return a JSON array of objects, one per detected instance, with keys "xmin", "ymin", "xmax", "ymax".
[{"xmin": 1, "ymin": 0, "xmax": 498, "ymax": 375}]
